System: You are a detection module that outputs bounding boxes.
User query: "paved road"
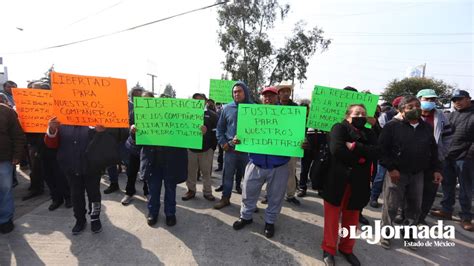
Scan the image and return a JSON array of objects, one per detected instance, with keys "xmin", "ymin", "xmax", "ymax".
[{"xmin": 1, "ymin": 160, "xmax": 473, "ymax": 265}]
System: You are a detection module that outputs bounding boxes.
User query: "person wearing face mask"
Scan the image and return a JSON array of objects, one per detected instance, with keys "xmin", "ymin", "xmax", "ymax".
[
  {"xmin": 379, "ymin": 95, "xmax": 442, "ymax": 250},
  {"xmin": 431, "ymin": 89, "xmax": 473, "ymax": 231},
  {"xmin": 414, "ymin": 89, "xmax": 453, "ymax": 225},
  {"xmin": 321, "ymin": 104, "xmax": 379, "ymax": 266}
]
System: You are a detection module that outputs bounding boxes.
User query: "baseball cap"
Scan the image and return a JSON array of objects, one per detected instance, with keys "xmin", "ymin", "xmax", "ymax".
[
  {"xmin": 451, "ymin": 89, "xmax": 470, "ymax": 101},
  {"xmin": 260, "ymin": 87, "xmax": 278, "ymax": 95},
  {"xmin": 392, "ymin": 96, "xmax": 404, "ymax": 108},
  {"xmin": 416, "ymin": 89, "xmax": 438, "ymax": 98}
]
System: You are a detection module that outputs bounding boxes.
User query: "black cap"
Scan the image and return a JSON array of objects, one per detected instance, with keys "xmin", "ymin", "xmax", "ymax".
[{"xmin": 451, "ymin": 89, "xmax": 470, "ymax": 101}]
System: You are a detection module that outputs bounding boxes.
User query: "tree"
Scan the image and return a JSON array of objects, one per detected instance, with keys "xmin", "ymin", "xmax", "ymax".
[
  {"xmin": 381, "ymin": 77, "xmax": 454, "ymax": 104},
  {"xmin": 163, "ymin": 83, "xmax": 176, "ymax": 98},
  {"xmin": 217, "ymin": 0, "xmax": 330, "ymax": 100}
]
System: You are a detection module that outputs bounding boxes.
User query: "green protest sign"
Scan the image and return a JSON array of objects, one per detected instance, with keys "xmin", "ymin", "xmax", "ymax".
[
  {"xmin": 134, "ymin": 97, "xmax": 204, "ymax": 149},
  {"xmin": 306, "ymin": 85, "xmax": 379, "ymax": 132},
  {"xmin": 209, "ymin": 79, "xmax": 237, "ymax": 104},
  {"xmin": 236, "ymin": 104, "xmax": 306, "ymax": 157}
]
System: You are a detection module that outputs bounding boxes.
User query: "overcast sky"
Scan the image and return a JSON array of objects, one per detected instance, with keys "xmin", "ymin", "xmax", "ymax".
[{"xmin": 1, "ymin": 0, "xmax": 472, "ymax": 100}]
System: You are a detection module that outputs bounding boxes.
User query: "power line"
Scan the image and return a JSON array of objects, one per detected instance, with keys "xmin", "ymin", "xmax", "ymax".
[
  {"xmin": 3, "ymin": 1, "xmax": 226, "ymax": 54},
  {"xmin": 65, "ymin": 1, "xmax": 124, "ymax": 28}
]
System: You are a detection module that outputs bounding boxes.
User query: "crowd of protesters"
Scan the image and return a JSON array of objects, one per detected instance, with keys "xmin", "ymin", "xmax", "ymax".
[{"xmin": 0, "ymin": 78, "xmax": 473, "ymax": 266}]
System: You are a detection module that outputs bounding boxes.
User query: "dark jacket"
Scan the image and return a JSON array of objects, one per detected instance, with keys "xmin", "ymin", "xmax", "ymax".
[
  {"xmin": 379, "ymin": 117, "xmax": 441, "ymax": 174},
  {"xmin": 322, "ymin": 120, "xmax": 379, "ymax": 210},
  {"xmin": 446, "ymin": 102, "xmax": 474, "ymax": 160},
  {"xmin": 44, "ymin": 126, "xmax": 123, "ymax": 175},
  {"xmin": 0, "ymin": 103, "xmax": 26, "ymax": 161},
  {"xmin": 190, "ymin": 108, "xmax": 218, "ymax": 153},
  {"xmin": 140, "ymin": 146, "xmax": 188, "ymax": 183}
]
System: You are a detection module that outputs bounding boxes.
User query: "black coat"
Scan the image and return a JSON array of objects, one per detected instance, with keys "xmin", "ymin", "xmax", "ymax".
[
  {"xmin": 322, "ymin": 120, "xmax": 379, "ymax": 210},
  {"xmin": 379, "ymin": 118, "xmax": 441, "ymax": 174},
  {"xmin": 447, "ymin": 102, "xmax": 474, "ymax": 160}
]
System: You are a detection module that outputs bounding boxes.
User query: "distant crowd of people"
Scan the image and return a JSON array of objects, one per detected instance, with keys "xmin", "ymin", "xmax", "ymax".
[{"xmin": 0, "ymin": 78, "xmax": 473, "ymax": 266}]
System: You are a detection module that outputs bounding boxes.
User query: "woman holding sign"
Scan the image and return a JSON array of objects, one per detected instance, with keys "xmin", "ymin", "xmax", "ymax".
[{"xmin": 321, "ymin": 104, "xmax": 379, "ymax": 266}]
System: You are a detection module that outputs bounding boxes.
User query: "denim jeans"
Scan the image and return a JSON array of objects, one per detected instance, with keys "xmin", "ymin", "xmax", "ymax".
[
  {"xmin": 222, "ymin": 151, "xmax": 248, "ymax": 198},
  {"xmin": 0, "ymin": 161, "xmax": 14, "ymax": 224},
  {"xmin": 147, "ymin": 166, "xmax": 176, "ymax": 217},
  {"xmin": 371, "ymin": 163, "xmax": 387, "ymax": 201},
  {"xmin": 441, "ymin": 159, "xmax": 473, "ymax": 221}
]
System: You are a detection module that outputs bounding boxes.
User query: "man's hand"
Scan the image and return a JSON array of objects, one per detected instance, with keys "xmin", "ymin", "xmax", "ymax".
[
  {"xmin": 95, "ymin": 125, "xmax": 106, "ymax": 132},
  {"xmin": 433, "ymin": 172, "xmax": 443, "ymax": 184},
  {"xmin": 346, "ymin": 142, "xmax": 354, "ymax": 150},
  {"xmin": 222, "ymin": 143, "xmax": 230, "ymax": 151},
  {"xmin": 301, "ymin": 139, "xmax": 310, "ymax": 150},
  {"xmin": 232, "ymin": 136, "xmax": 241, "ymax": 145},
  {"xmin": 48, "ymin": 117, "xmax": 60, "ymax": 135},
  {"xmin": 389, "ymin": 169, "xmax": 401, "ymax": 184},
  {"xmin": 130, "ymin": 125, "xmax": 136, "ymax": 134},
  {"xmin": 12, "ymin": 159, "xmax": 20, "ymax": 165},
  {"xmin": 200, "ymin": 125, "xmax": 207, "ymax": 135}
]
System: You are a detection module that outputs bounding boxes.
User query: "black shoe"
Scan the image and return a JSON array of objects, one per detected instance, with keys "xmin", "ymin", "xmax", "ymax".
[
  {"xmin": 147, "ymin": 214, "xmax": 158, "ymax": 226},
  {"xmin": 103, "ymin": 183, "xmax": 119, "ymax": 194},
  {"xmin": 22, "ymin": 190, "xmax": 43, "ymax": 201},
  {"xmin": 65, "ymin": 198, "xmax": 72, "ymax": 208},
  {"xmin": 323, "ymin": 251, "xmax": 335, "ymax": 266},
  {"xmin": 214, "ymin": 167, "xmax": 223, "ymax": 172},
  {"xmin": 359, "ymin": 213, "xmax": 370, "ymax": 225},
  {"xmin": 297, "ymin": 189, "xmax": 307, "ymax": 197},
  {"xmin": 215, "ymin": 185, "xmax": 223, "ymax": 192},
  {"xmin": 232, "ymin": 218, "xmax": 253, "ymax": 230},
  {"xmin": 236, "ymin": 186, "xmax": 242, "ymax": 194},
  {"xmin": 48, "ymin": 201, "xmax": 63, "ymax": 211},
  {"xmin": 264, "ymin": 223, "xmax": 275, "ymax": 238},
  {"xmin": 339, "ymin": 250, "xmax": 361, "ymax": 266},
  {"xmin": 286, "ymin": 196, "xmax": 301, "ymax": 206},
  {"xmin": 72, "ymin": 220, "xmax": 86, "ymax": 235},
  {"xmin": 91, "ymin": 219, "xmax": 102, "ymax": 233},
  {"xmin": 0, "ymin": 219, "xmax": 14, "ymax": 234},
  {"xmin": 166, "ymin": 215, "xmax": 177, "ymax": 227}
]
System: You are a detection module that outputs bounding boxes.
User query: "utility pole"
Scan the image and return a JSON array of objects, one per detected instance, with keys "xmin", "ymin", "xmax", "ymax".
[
  {"xmin": 147, "ymin": 73, "xmax": 157, "ymax": 94},
  {"xmin": 422, "ymin": 63, "xmax": 426, "ymax": 78}
]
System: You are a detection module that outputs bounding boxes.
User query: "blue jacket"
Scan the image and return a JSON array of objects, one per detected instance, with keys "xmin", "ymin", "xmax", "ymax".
[
  {"xmin": 249, "ymin": 154, "xmax": 290, "ymax": 169},
  {"xmin": 216, "ymin": 81, "xmax": 252, "ymax": 146}
]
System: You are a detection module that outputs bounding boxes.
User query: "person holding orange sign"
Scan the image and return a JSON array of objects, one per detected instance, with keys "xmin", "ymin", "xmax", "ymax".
[{"xmin": 45, "ymin": 117, "xmax": 120, "ymax": 235}]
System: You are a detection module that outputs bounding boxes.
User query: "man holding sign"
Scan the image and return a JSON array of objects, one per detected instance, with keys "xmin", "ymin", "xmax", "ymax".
[
  {"xmin": 214, "ymin": 81, "xmax": 252, "ymax": 210},
  {"xmin": 232, "ymin": 87, "xmax": 296, "ymax": 238}
]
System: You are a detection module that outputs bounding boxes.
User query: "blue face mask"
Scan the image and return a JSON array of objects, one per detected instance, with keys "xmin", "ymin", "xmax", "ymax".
[{"xmin": 421, "ymin": 101, "xmax": 436, "ymax": 111}]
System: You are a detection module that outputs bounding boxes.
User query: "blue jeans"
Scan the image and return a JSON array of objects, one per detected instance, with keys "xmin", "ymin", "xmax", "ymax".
[
  {"xmin": 147, "ymin": 166, "xmax": 176, "ymax": 217},
  {"xmin": 223, "ymin": 151, "xmax": 248, "ymax": 198},
  {"xmin": 371, "ymin": 163, "xmax": 386, "ymax": 201},
  {"xmin": 441, "ymin": 159, "xmax": 473, "ymax": 221},
  {"xmin": 0, "ymin": 161, "xmax": 14, "ymax": 224}
]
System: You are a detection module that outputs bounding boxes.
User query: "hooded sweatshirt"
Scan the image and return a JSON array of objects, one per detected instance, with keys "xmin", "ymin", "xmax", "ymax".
[{"xmin": 216, "ymin": 81, "xmax": 252, "ymax": 147}]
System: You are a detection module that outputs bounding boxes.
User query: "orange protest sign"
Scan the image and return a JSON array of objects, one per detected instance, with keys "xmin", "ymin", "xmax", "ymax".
[
  {"xmin": 12, "ymin": 88, "xmax": 54, "ymax": 133},
  {"xmin": 51, "ymin": 72, "xmax": 129, "ymax": 127}
]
